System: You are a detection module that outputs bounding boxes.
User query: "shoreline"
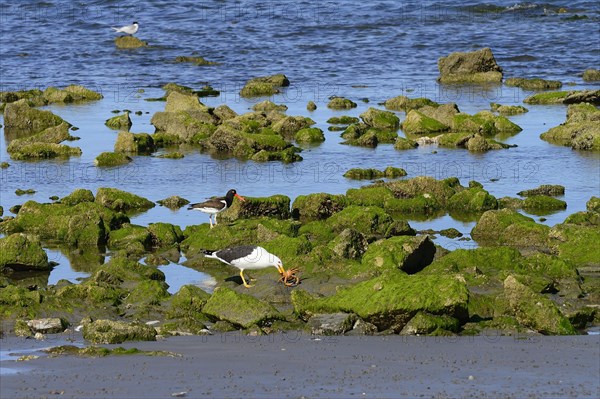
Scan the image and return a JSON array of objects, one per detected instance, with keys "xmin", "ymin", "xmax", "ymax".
[{"xmin": 1, "ymin": 334, "xmax": 599, "ymax": 398}]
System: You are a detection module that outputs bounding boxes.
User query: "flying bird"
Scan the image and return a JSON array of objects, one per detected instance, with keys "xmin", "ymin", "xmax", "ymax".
[
  {"xmin": 202, "ymin": 245, "xmax": 284, "ymax": 288},
  {"xmin": 188, "ymin": 189, "xmax": 245, "ymax": 228},
  {"xmin": 111, "ymin": 21, "xmax": 139, "ymax": 35}
]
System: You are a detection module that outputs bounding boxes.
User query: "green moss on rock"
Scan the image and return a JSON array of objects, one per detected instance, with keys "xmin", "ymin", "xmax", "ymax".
[
  {"xmin": 202, "ymin": 287, "xmax": 283, "ymax": 328},
  {"xmin": 471, "ymin": 209, "xmax": 550, "ymax": 251},
  {"xmin": 83, "ymin": 319, "xmax": 157, "ymax": 344},
  {"xmin": 503, "ymin": 275, "xmax": 576, "ymax": 335},
  {"xmin": 291, "ymin": 193, "xmax": 347, "ymax": 221},
  {"xmin": 360, "ymin": 107, "xmax": 400, "ymax": 131},
  {"xmin": 95, "ymin": 188, "xmax": 155, "ymax": 213},
  {"xmin": 523, "ymin": 196, "xmax": 567, "ymax": 214},
  {"xmin": 294, "ymin": 127, "xmax": 325, "ymax": 144},
  {"xmin": 115, "ymin": 36, "xmax": 148, "ymax": 49},
  {"xmin": 384, "ymin": 96, "xmax": 439, "ymax": 111},
  {"xmin": 147, "ymin": 222, "xmax": 184, "ymax": 248},
  {"xmin": 490, "ymin": 103, "xmax": 529, "ymax": 115},
  {"xmin": 400, "ymin": 311, "xmax": 460, "ymax": 335},
  {"xmin": 292, "ymin": 273, "xmax": 469, "ymax": 331},
  {"xmin": 505, "ymin": 77, "xmax": 562, "ymax": 90},
  {"xmin": 0, "ymin": 233, "xmax": 50, "ymax": 272},
  {"xmin": 524, "ymin": 91, "xmax": 569, "ymax": 105},
  {"xmin": 157, "ymin": 196, "xmax": 189, "ymax": 210},
  {"xmin": 583, "ymin": 68, "xmax": 600, "ymax": 82},
  {"xmin": 447, "ymin": 187, "xmax": 498, "ymax": 212},
  {"xmin": 108, "ymin": 224, "xmax": 152, "ymax": 252},
  {"xmin": 94, "ymin": 152, "xmax": 132, "ymax": 167},
  {"xmin": 105, "ymin": 112, "xmax": 132, "ymax": 131},
  {"xmin": 60, "ymin": 189, "xmax": 95, "ymax": 206},
  {"xmin": 517, "ymin": 185, "xmax": 565, "ymax": 197},
  {"xmin": 437, "ymin": 48, "xmax": 503, "ymax": 84},
  {"xmin": 219, "ymin": 195, "xmax": 291, "ymax": 223},
  {"xmin": 361, "ymin": 235, "xmax": 436, "ymax": 275},
  {"xmin": 327, "ymin": 97, "xmax": 357, "ymax": 110},
  {"xmin": 401, "ymin": 110, "xmax": 449, "ymax": 135}
]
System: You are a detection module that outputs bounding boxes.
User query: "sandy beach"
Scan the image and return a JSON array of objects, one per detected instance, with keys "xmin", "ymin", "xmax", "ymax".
[{"xmin": 1, "ymin": 333, "xmax": 599, "ymax": 399}]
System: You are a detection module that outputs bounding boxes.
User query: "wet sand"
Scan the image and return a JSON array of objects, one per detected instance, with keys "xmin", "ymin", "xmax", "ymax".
[{"xmin": 1, "ymin": 334, "xmax": 599, "ymax": 399}]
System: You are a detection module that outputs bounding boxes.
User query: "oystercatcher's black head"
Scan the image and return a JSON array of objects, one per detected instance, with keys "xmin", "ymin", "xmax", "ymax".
[{"xmin": 226, "ymin": 189, "xmax": 245, "ymax": 203}]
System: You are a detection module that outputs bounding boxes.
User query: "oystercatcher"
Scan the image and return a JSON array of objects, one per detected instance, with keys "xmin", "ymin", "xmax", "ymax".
[
  {"xmin": 188, "ymin": 189, "xmax": 245, "ymax": 228},
  {"xmin": 111, "ymin": 22, "xmax": 139, "ymax": 35},
  {"xmin": 202, "ymin": 245, "xmax": 284, "ymax": 288}
]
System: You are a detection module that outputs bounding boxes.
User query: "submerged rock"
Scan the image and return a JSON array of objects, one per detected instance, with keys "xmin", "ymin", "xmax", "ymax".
[
  {"xmin": 0, "ymin": 233, "xmax": 50, "ymax": 272},
  {"xmin": 437, "ymin": 48, "xmax": 503, "ymax": 84},
  {"xmin": 490, "ymin": 103, "xmax": 528, "ymax": 115},
  {"xmin": 174, "ymin": 55, "xmax": 219, "ymax": 66}
]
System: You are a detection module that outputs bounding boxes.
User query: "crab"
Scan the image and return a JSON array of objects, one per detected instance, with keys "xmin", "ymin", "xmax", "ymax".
[{"xmin": 278, "ymin": 267, "xmax": 300, "ymax": 287}]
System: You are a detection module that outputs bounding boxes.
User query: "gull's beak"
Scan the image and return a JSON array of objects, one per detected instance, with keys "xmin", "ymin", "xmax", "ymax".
[
  {"xmin": 235, "ymin": 193, "xmax": 246, "ymax": 202},
  {"xmin": 277, "ymin": 264, "xmax": 285, "ymax": 274}
]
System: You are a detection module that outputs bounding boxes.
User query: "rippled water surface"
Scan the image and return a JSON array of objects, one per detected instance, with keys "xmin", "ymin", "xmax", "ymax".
[{"xmin": 1, "ymin": 1, "xmax": 599, "ymax": 284}]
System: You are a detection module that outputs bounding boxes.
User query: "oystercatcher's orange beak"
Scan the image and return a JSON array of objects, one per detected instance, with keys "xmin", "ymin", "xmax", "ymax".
[{"xmin": 235, "ymin": 193, "xmax": 245, "ymax": 202}]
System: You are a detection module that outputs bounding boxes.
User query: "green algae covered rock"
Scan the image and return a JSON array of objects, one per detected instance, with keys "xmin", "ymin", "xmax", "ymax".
[
  {"xmin": 361, "ymin": 235, "xmax": 436, "ymax": 275},
  {"xmin": 95, "ymin": 188, "xmax": 155, "ymax": 213},
  {"xmin": 400, "ymin": 312, "xmax": 460, "ymax": 335},
  {"xmin": 292, "ymin": 273, "xmax": 469, "ymax": 331},
  {"xmin": 360, "ymin": 107, "xmax": 400, "ymax": 131},
  {"xmin": 60, "ymin": 189, "xmax": 95, "ymax": 206},
  {"xmin": 94, "ymin": 152, "xmax": 132, "ymax": 167},
  {"xmin": 401, "ymin": 109, "xmax": 449, "ymax": 135},
  {"xmin": 108, "ymin": 224, "xmax": 153, "ymax": 253},
  {"xmin": 174, "ymin": 55, "xmax": 219, "ymax": 66},
  {"xmin": 114, "ymin": 131, "xmax": 155, "ymax": 153},
  {"xmin": 505, "ymin": 77, "xmax": 562, "ymax": 90},
  {"xmin": 517, "ymin": 185, "xmax": 565, "ymax": 197},
  {"xmin": 240, "ymin": 74, "xmax": 289, "ymax": 98},
  {"xmin": 219, "ymin": 195, "xmax": 291, "ymax": 223},
  {"xmin": 587, "ymin": 196, "xmax": 600, "ymax": 213},
  {"xmin": 447, "ymin": 187, "xmax": 498, "ymax": 213},
  {"xmin": 490, "ymin": 103, "xmax": 528, "ymax": 115},
  {"xmin": 471, "ymin": 209, "xmax": 550, "ymax": 252},
  {"xmin": 294, "ymin": 127, "xmax": 325, "ymax": 144},
  {"xmin": 157, "ymin": 196, "xmax": 190, "ymax": 210},
  {"xmin": 202, "ymin": 287, "xmax": 283, "ymax": 328},
  {"xmin": 540, "ymin": 103, "xmax": 600, "ymax": 151},
  {"xmin": 343, "ymin": 167, "xmax": 407, "ymax": 180},
  {"xmin": 522, "ymin": 196, "xmax": 567, "ymax": 214},
  {"xmin": 83, "ymin": 319, "xmax": 157, "ymax": 344},
  {"xmin": 291, "ymin": 193, "xmax": 347, "ymax": 221},
  {"xmin": 384, "ymin": 96, "xmax": 439, "ymax": 112},
  {"xmin": 115, "ymin": 36, "xmax": 148, "ymax": 49},
  {"xmin": 4, "ymin": 99, "xmax": 67, "ymax": 135},
  {"xmin": 166, "ymin": 285, "xmax": 211, "ymax": 320},
  {"xmin": 503, "ymin": 275, "xmax": 576, "ymax": 335},
  {"xmin": 451, "ymin": 111, "xmax": 522, "ymax": 136},
  {"xmin": 327, "ymin": 97, "xmax": 357, "ymax": 110},
  {"xmin": 326, "ymin": 205, "xmax": 393, "ymax": 237},
  {"xmin": 0, "ymin": 234, "xmax": 50, "ymax": 272},
  {"xmin": 583, "ymin": 68, "xmax": 600, "ymax": 82},
  {"xmin": 437, "ymin": 47, "xmax": 503, "ymax": 84},
  {"xmin": 394, "ymin": 137, "xmax": 419, "ymax": 150},
  {"xmin": 0, "ymin": 201, "xmax": 126, "ymax": 247},
  {"xmin": 551, "ymin": 223, "xmax": 600, "ymax": 267},
  {"xmin": 147, "ymin": 222, "xmax": 184, "ymax": 249},
  {"xmin": 8, "ymin": 142, "xmax": 81, "ymax": 160},
  {"xmin": 0, "ymin": 285, "xmax": 42, "ymax": 319},
  {"xmin": 105, "ymin": 112, "xmax": 132, "ymax": 131},
  {"xmin": 524, "ymin": 91, "xmax": 569, "ymax": 105}
]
